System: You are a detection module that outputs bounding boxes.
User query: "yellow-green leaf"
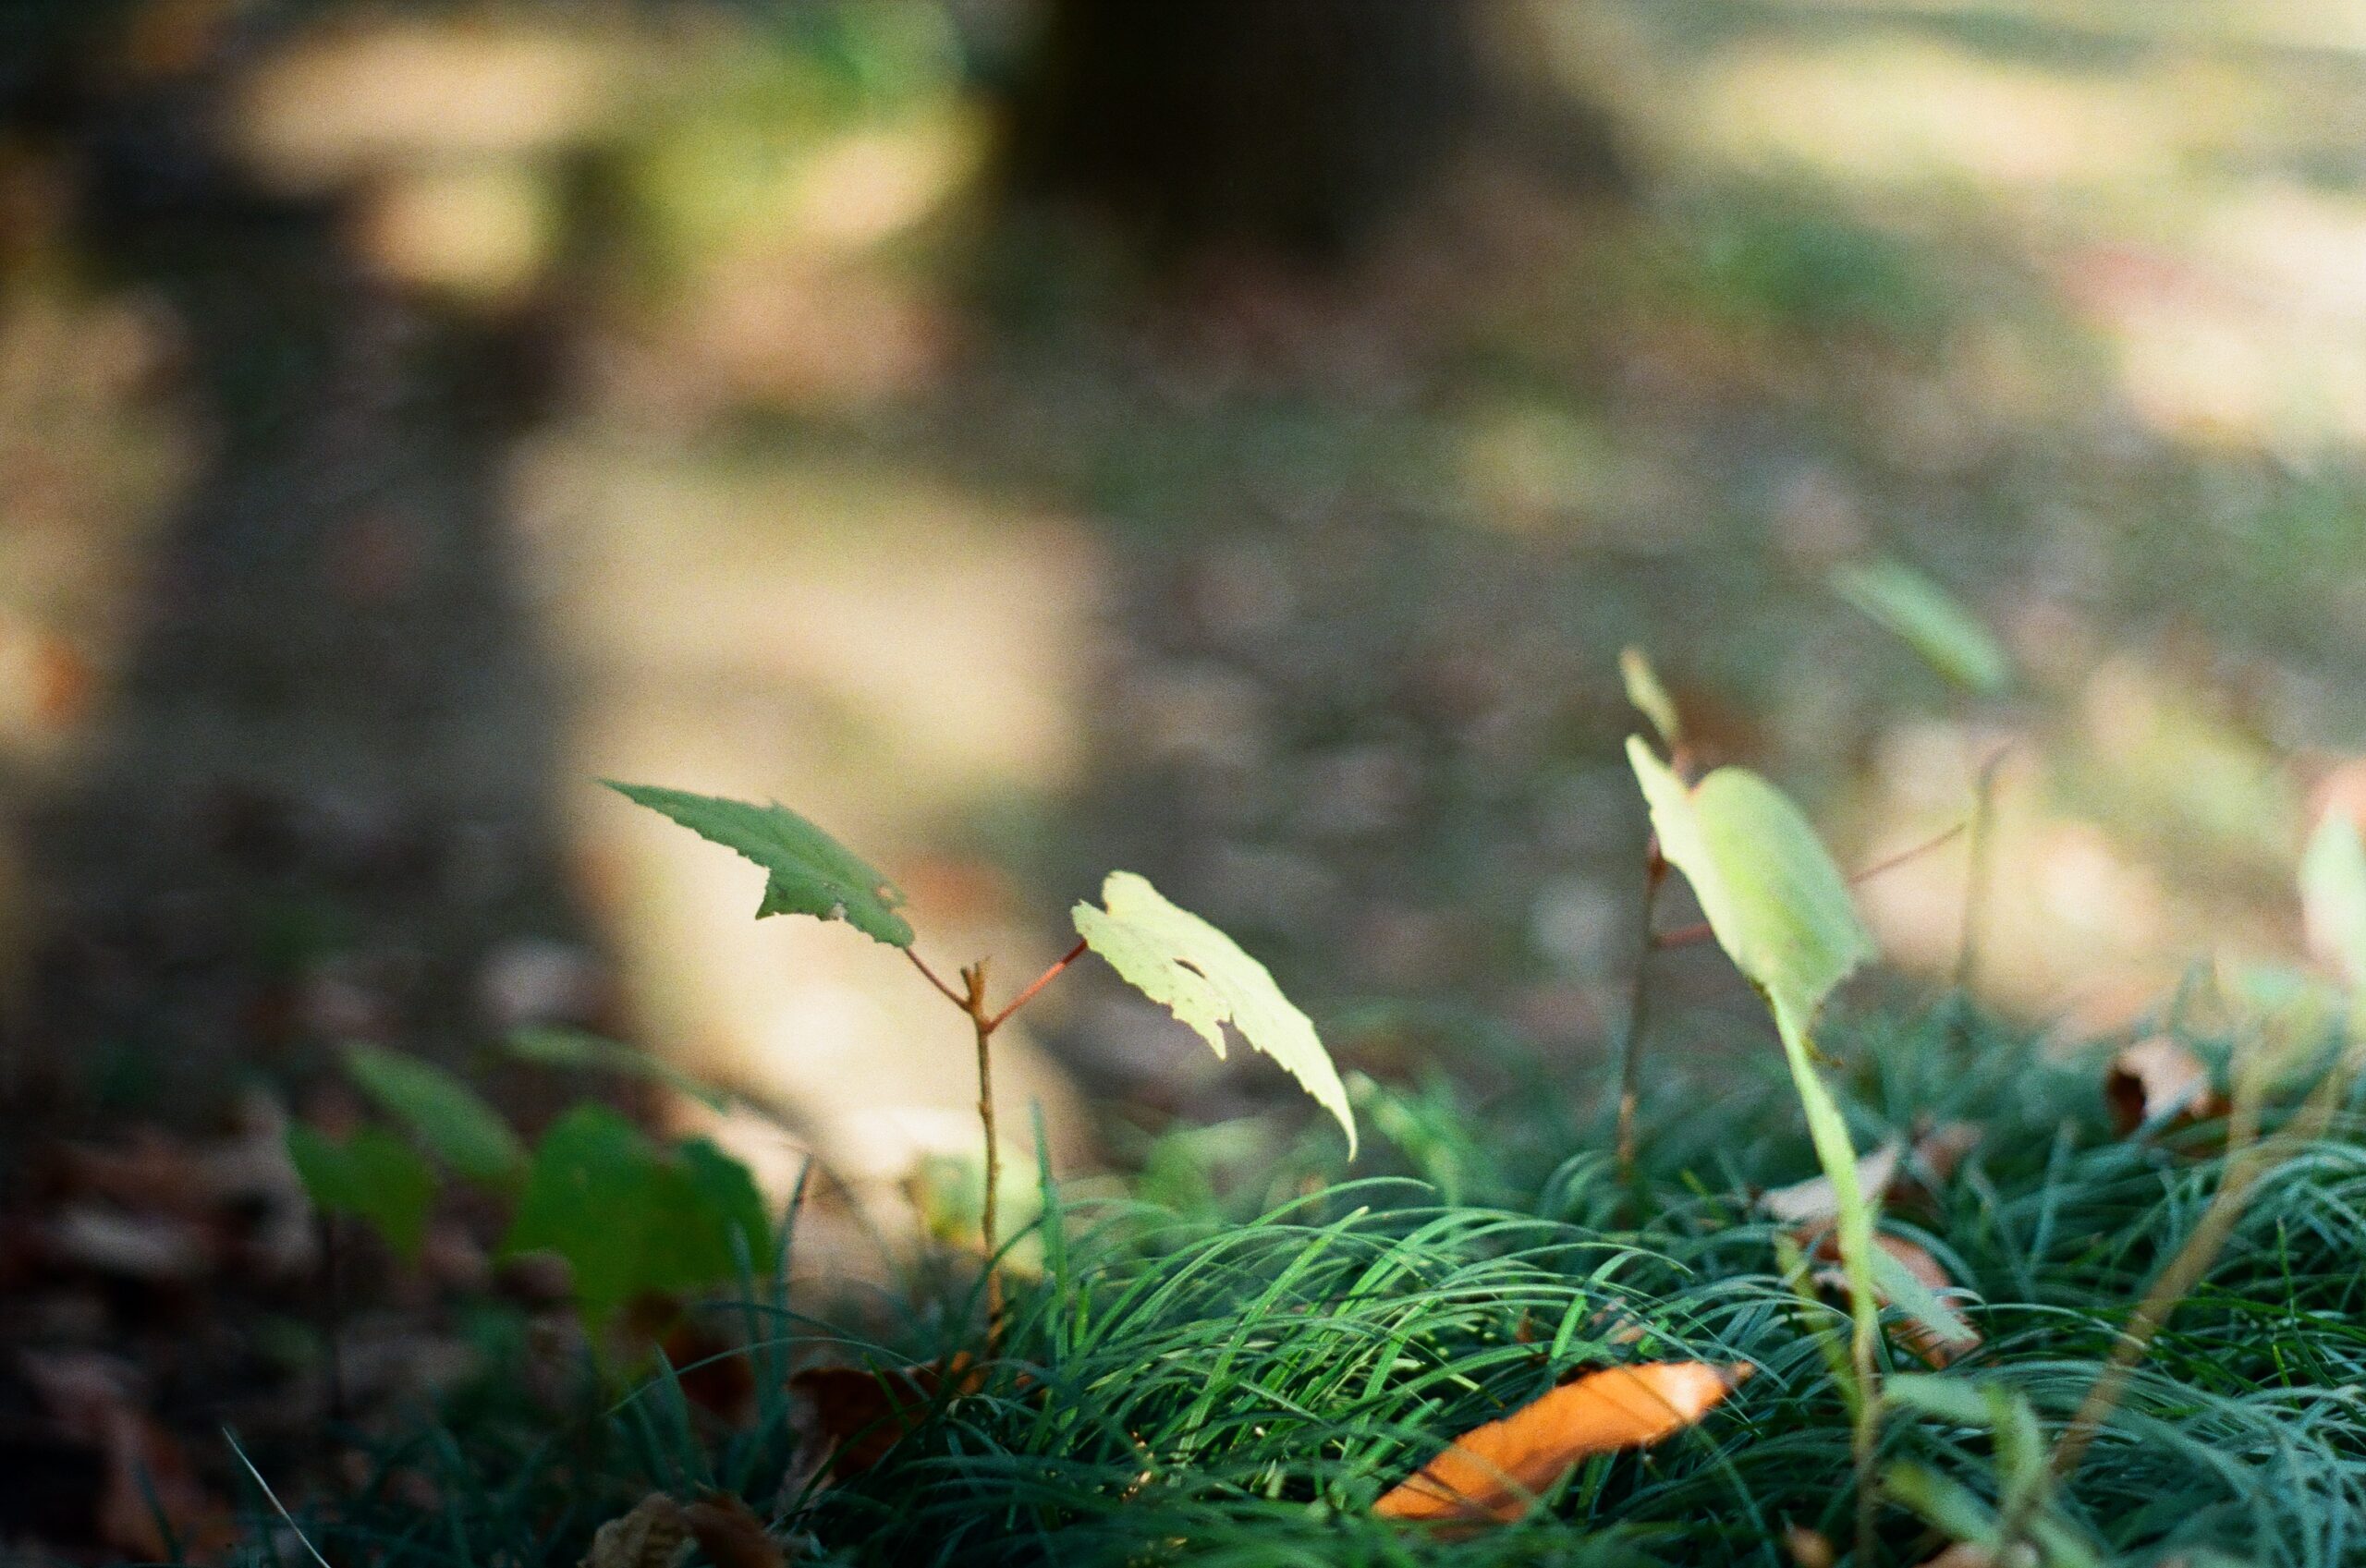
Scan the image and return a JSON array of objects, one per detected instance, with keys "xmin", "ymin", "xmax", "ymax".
[
  {"xmin": 1619, "ymin": 647, "xmax": 1683, "ymax": 750},
  {"xmin": 1075, "ymin": 871, "xmax": 1356, "ymax": 1157},
  {"xmin": 1629, "ymin": 736, "xmax": 1885, "ymax": 1366},
  {"xmin": 1627, "ymin": 739, "xmax": 1875, "ymax": 1042},
  {"xmin": 1834, "ymin": 560, "xmax": 2010, "ymax": 696}
]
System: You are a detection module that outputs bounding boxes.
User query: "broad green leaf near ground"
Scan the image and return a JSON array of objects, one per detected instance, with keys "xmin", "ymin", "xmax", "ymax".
[
  {"xmin": 342, "ymin": 1043, "xmax": 527, "ymax": 1188},
  {"xmin": 1626, "ymin": 740, "xmax": 1875, "ymax": 1044},
  {"xmin": 286, "ymin": 1122, "xmax": 438, "ymax": 1262},
  {"xmin": 605, "ymin": 781, "xmax": 913, "ymax": 947},
  {"xmin": 1074, "ymin": 871, "xmax": 1357, "ymax": 1157},
  {"xmin": 501, "ymin": 1104, "xmax": 771, "ymax": 1325},
  {"xmin": 1834, "ymin": 559, "xmax": 2011, "ymax": 696}
]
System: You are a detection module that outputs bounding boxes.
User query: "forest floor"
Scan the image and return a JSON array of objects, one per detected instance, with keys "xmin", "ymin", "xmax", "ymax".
[{"xmin": 7, "ymin": 0, "xmax": 2366, "ymax": 1559}]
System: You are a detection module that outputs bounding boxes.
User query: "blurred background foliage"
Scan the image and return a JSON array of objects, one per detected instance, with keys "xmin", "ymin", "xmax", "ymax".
[{"xmin": 5, "ymin": 0, "xmax": 2366, "ymax": 1211}]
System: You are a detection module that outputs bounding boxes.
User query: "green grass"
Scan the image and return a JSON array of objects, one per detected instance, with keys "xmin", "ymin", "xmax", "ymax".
[{"xmin": 229, "ymin": 1008, "xmax": 2366, "ymax": 1567}]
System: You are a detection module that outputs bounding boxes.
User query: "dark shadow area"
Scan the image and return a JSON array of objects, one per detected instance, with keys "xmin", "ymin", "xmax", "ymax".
[{"xmin": 2, "ymin": 40, "xmax": 588, "ymax": 1128}]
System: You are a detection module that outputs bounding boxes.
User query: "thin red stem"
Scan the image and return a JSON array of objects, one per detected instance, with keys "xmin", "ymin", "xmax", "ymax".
[
  {"xmin": 961, "ymin": 963, "xmax": 1005, "ymax": 1347},
  {"xmin": 903, "ymin": 946, "xmax": 966, "ymax": 1006},
  {"xmin": 985, "ymin": 938, "xmax": 1089, "ymax": 1035}
]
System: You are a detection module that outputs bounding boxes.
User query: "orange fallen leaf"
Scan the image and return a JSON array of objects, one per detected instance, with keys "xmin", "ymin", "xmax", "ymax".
[
  {"xmin": 2105, "ymin": 1037, "xmax": 2222, "ymax": 1136},
  {"xmin": 1374, "ymin": 1361, "xmax": 1751, "ymax": 1526}
]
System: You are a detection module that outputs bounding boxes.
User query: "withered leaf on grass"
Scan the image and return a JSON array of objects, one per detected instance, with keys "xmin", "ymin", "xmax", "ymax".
[
  {"xmin": 681, "ymin": 1494, "xmax": 787, "ymax": 1568},
  {"xmin": 580, "ymin": 1494, "xmax": 689, "ymax": 1568},
  {"xmin": 580, "ymin": 1493, "xmax": 785, "ymax": 1568},
  {"xmin": 1374, "ymin": 1361, "xmax": 1751, "ymax": 1526},
  {"xmin": 789, "ymin": 1355, "xmax": 982, "ymax": 1477},
  {"xmin": 2105, "ymin": 1037, "xmax": 2223, "ymax": 1136},
  {"xmin": 1805, "ymin": 1231, "xmax": 1981, "ymax": 1368},
  {"xmin": 1759, "ymin": 1123, "xmax": 1982, "ymax": 1228},
  {"xmin": 21, "ymin": 1352, "xmax": 232, "ymax": 1561},
  {"xmin": 1759, "ymin": 1139, "xmax": 1904, "ymax": 1226}
]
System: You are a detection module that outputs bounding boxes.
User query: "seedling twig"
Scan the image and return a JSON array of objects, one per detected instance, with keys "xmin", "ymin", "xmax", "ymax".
[{"xmin": 904, "ymin": 938, "xmax": 1092, "ymax": 1347}]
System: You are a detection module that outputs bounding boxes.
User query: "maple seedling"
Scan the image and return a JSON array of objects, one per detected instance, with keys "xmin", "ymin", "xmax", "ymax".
[{"xmin": 607, "ymin": 781, "xmax": 1357, "ymax": 1344}]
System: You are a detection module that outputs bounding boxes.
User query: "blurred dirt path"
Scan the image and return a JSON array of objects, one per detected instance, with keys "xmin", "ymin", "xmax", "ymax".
[{"xmin": 514, "ymin": 433, "xmax": 1097, "ymax": 1201}]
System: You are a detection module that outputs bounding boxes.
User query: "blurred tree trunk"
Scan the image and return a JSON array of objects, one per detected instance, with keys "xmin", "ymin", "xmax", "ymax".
[
  {"xmin": 1, "ymin": 16, "xmax": 592, "ymax": 1129},
  {"xmin": 1003, "ymin": 0, "xmax": 1485, "ymax": 259}
]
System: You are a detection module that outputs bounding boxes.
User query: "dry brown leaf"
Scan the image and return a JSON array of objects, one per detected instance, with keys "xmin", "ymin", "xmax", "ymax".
[
  {"xmin": 788, "ymin": 1354, "xmax": 981, "ymax": 1477},
  {"xmin": 1374, "ymin": 1361, "xmax": 1751, "ymax": 1526},
  {"xmin": 1805, "ymin": 1232, "xmax": 1981, "ymax": 1368},
  {"xmin": 580, "ymin": 1494, "xmax": 689, "ymax": 1568},
  {"xmin": 1583, "ymin": 1304, "xmax": 1653, "ymax": 1346},
  {"xmin": 2105, "ymin": 1037, "xmax": 2222, "ymax": 1136},
  {"xmin": 1759, "ymin": 1140, "xmax": 1903, "ymax": 1226},
  {"xmin": 1786, "ymin": 1524, "xmax": 1837, "ymax": 1568},
  {"xmin": 1920, "ymin": 1546, "xmax": 2006, "ymax": 1568},
  {"xmin": 1909, "ymin": 1121, "xmax": 1982, "ymax": 1187},
  {"xmin": 21, "ymin": 1352, "xmax": 232, "ymax": 1560},
  {"xmin": 682, "ymin": 1493, "xmax": 787, "ymax": 1568}
]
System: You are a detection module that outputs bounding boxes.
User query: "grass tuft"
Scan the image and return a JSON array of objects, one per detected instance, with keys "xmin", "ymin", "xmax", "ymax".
[{"xmin": 231, "ymin": 1008, "xmax": 2366, "ymax": 1566}]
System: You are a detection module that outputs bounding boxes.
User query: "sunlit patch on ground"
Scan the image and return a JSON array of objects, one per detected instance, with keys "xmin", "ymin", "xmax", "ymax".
[
  {"xmin": 2063, "ymin": 185, "xmax": 2366, "ymax": 449},
  {"xmin": 1670, "ymin": 36, "xmax": 2172, "ymax": 193},
  {"xmin": 512, "ymin": 432, "xmax": 1099, "ymax": 1211}
]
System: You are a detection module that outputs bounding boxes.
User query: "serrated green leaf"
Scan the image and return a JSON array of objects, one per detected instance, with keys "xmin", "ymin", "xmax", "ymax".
[
  {"xmin": 605, "ymin": 781, "xmax": 913, "ymax": 947},
  {"xmin": 1075, "ymin": 871, "xmax": 1356, "ymax": 1157},
  {"xmin": 286, "ymin": 1122, "xmax": 437, "ymax": 1263},
  {"xmin": 2301, "ymin": 810, "xmax": 2366, "ymax": 991},
  {"xmin": 504, "ymin": 1025, "xmax": 732, "ymax": 1113},
  {"xmin": 341, "ymin": 1044, "xmax": 525, "ymax": 1187},
  {"xmin": 500, "ymin": 1106, "xmax": 774, "ymax": 1326},
  {"xmin": 1835, "ymin": 559, "xmax": 2011, "ymax": 696},
  {"xmin": 1619, "ymin": 647, "xmax": 1683, "ymax": 749},
  {"xmin": 1627, "ymin": 739, "xmax": 1876, "ymax": 1043}
]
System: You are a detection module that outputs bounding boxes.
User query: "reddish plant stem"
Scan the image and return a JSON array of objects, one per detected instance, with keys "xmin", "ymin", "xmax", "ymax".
[
  {"xmin": 903, "ymin": 946, "xmax": 965, "ymax": 1006},
  {"xmin": 1616, "ymin": 847, "xmax": 1667, "ymax": 1175},
  {"xmin": 959, "ymin": 962, "xmax": 1004, "ymax": 1345},
  {"xmin": 987, "ymin": 939, "xmax": 1089, "ymax": 1034},
  {"xmin": 910, "ymin": 927, "xmax": 1094, "ymax": 1351}
]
